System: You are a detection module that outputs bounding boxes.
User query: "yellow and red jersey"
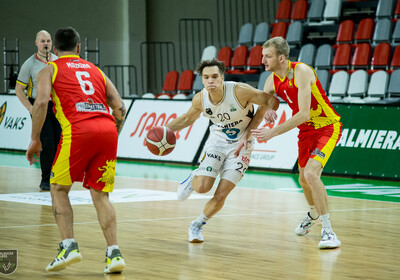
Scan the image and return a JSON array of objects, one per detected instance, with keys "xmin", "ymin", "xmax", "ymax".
[
  {"xmin": 49, "ymin": 55, "xmax": 115, "ymax": 131},
  {"xmin": 272, "ymin": 61, "xmax": 340, "ymax": 132}
]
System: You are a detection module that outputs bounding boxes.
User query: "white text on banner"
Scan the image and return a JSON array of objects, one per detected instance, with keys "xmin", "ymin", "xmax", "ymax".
[{"xmin": 117, "ymin": 99, "xmax": 209, "ymax": 163}]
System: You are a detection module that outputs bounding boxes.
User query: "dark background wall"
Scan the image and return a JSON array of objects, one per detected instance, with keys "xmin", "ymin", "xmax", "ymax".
[{"xmin": 0, "ymin": 0, "xmax": 279, "ymax": 96}]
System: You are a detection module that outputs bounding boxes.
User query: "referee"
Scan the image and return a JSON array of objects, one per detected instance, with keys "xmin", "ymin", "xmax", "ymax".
[{"xmin": 15, "ymin": 30, "xmax": 61, "ymax": 191}]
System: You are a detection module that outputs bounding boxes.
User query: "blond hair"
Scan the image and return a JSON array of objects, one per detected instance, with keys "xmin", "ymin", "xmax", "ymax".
[{"xmin": 262, "ymin": 37, "xmax": 290, "ymax": 59}]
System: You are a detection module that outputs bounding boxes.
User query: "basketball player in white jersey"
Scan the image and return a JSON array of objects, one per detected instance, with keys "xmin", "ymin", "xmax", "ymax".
[{"xmin": 166, "ymin": 59, "xmax": 279, "ymax": 242}]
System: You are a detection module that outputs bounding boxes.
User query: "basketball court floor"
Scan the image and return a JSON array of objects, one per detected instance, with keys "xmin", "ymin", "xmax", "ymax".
[{"xmin": 0, "ymin": 150, "xmax": 399, "ymax": 279}]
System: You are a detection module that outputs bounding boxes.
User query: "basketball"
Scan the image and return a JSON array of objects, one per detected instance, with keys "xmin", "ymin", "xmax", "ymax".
[{"xmin": 145, "ymin": 126, "xmax": 176, "ymax": 156}]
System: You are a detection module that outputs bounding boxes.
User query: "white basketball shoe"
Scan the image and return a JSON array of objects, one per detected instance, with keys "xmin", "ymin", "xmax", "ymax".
[
  {"xmin": 295, "ymin": 212, "xmax": 319, "ymax": 236},
  {"xmin": 177, "ymin": 171, "xmax": 195, "ymax": 201},
  {"xmin": 318, "ymin": 228, "xmax": 341, "ymax": 249},
  {"xmin": 188, "ymin": 221, "xmax": 204, "ymax": 243}
]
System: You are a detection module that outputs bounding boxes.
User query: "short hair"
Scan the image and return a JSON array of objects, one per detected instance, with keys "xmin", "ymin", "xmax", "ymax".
[
  {"xmin": 54, "ymin": 27, "xmax": 81, "ymax": 52},
  {"xmin": 262, "ymin": 37, "xmax": 290, "ymax": 59},
  {"xmin": 196, "ymin": 59, "xmax": 226, "ymax": 76}
]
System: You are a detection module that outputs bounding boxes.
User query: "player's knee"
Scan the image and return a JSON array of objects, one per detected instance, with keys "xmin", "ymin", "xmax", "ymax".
[
  {"xmin": 303, "ymin": 169, "xmax": 320, "ymax": 186},
  {"xmin": 194, "ymin": 182, "xmax": 212, "ymax": 194},
  {"xmin": 298, "ymin": 175, "xmax": 307, "ymax": 187}
]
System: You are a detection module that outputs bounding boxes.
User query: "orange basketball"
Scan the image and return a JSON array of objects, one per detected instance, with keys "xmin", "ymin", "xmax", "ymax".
[{"xmin": 145, "ymin": 126, "xmax": 176, "ymax": 156}]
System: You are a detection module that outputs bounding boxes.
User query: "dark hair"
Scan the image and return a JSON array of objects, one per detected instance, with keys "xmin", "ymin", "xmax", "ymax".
[
  {"xmin": 54, "ymin": 27, "xmax": 81, "ymax": 51},
  {"xmin": 196, "ymin": 59, "xmax": 226, "ymax": 76}
]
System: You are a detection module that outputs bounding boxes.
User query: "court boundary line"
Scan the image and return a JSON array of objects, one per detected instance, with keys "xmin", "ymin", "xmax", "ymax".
[{"xmin": 0, "ymin": 206, "xmax": 399, "ymax": 230}]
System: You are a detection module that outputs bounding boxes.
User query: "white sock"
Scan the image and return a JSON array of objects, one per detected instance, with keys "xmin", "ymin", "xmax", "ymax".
[
  {"xmin": 194, "ymin": 212, "xmax": 209, "ymax": 227},
  {"xmin": 309, "ymin": 206, "xmax": 319, "ymax": 219},
  {"xmin": 320, "ymin": 214, "xmax": 332, "ymax": 229},
  {"xmin": 62, "ymin": 238, "xmax": 75, "ymax": 249},
  {"xmin": 107, "ymin": 245, "xmax": 119, "ymax": 256}
]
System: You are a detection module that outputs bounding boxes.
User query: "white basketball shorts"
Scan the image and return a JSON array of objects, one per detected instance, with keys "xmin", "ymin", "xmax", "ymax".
[{"xmin": 196, "ymin": 135, "xmax": 254, "ymax": 185}]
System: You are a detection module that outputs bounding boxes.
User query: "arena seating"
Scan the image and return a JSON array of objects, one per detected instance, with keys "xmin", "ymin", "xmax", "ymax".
[{"xmin": 172, "ymin": 0, "xmax": 400, "ymax": 105}]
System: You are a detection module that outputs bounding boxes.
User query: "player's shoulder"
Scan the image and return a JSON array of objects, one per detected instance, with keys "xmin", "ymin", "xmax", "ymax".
[
  {"xmin": 294, "ymin": 62, "xmax": 314, "ymax": 74},
  {"xmin": 192, "ymin": 90, "xmax": 202, "ymax": 102},
  {"xmin": 191, "ymin": 91, "xmax": 203, "ymax": 109},
  {"xmin": 234, "ymin": 82, "xmax": 258, "ymax": 97}
]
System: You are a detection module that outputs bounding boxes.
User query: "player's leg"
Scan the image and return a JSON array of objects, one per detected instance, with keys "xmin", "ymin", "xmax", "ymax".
[
  {"xmin": 177, "ymin": 148, "xmax": 224, "ymax": 201},
  {"xmin": 47, "ymin": 183, "xmax": 82, "ymax": 272},
  {"xmin": 90, "ymin": 188, "xmax": 117, "ymax": 245},
  {"xmin": 203, "ymin": 178, "xmax": 236, "ymax": 217},
  {"xmin": 84, "ymin": 124, "xmax": 126, "ymax": 273},
  {"xmin": 188, "ymin": 179, "xmax": 235, "ymax": 243},
  {"xmin": 304, "ymin": 158, "xmax": 341, "ymax": 249},
  {"xmin": 89, "ymin": 187, "xmax": 125, "ymax": 273},
  {"xmin": 46, "ymin": 127, "xmax": 94, "ymax": 272},
  {"xmin": 188, "ymin": 143, "xmax": 250, "ymax": 243},
  {"xmin": 298, "ymin": 123, "xmax": 342, "ymax": 249},
  {"xmin": 50, "ymin": 183, "xmax": 73, "ymax": 239},
  {"xmin": 303, "ymin": 159, "xmax": 328, "ymax": 215},
  {"xmin": 295, "ymin": 166, "xmax": 320, "ymax": 236}
]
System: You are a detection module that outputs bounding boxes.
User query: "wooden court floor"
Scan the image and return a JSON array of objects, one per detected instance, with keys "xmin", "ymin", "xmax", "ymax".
[{"xmin": 1, "ymin": 165, "xmax": 400, "ymax": 280}]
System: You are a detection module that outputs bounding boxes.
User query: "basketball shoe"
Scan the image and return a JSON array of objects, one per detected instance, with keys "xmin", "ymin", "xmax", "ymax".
[
  {"xmin": 104, "ymin": 248, "xmax": 126, "ymax": 273},
  {"xmin": 295, "ymin": 212, "xmax": 319, "ymax": 236},
  {"xmin": 318, "ymin": 228, "xmax": 341, "ymax": 249},
  {"xmin": 188, "ymin": 221, "xmax": 204, "ymax": 243},
  {"xmin": 46, "ymin": 242, "xmax": 82, "ymax": 272},
  {"xmin": 177, "ymin": 171, "xmax": 195, "ymax": 201}
]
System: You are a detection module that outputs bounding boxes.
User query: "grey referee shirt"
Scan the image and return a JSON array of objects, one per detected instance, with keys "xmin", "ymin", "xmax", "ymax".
[{"xmin": 16, "ymin": 53, "xmax": 58, "ymax": 99}]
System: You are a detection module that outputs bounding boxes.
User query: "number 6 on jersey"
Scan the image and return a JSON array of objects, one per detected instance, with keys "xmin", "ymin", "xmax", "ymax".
[{"xmin": 76, "ymin": 71, "xmax": 95, "ymax": 95}]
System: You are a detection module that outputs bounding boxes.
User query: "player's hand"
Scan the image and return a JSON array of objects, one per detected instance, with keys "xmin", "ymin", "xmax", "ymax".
[
  {"xmin": 264, "ymin": 109, "xmax": 277, "ymax": 124},
  {"xmin": 251, "ymin": 127, "xmax": 276, "ymax": 141},
  {"xmin": 234, "ymin": 137, "xmax": 248, "ymax": 158},
  {"xmin": 26, "ymin": 139, "xmax": 41, "ymax": 165}
]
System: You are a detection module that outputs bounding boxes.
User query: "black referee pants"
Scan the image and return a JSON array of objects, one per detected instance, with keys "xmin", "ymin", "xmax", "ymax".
[{"xmin": 29, "ymin": 98, "xmax": 61, "ymax": 183}]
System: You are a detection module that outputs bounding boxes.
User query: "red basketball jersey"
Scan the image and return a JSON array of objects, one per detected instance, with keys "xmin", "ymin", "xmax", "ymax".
[
  {"xmin": 272, "ymin": 61, "xmax": 340, "ymax": 131},
  {"xmin": 49, "ymin": 55, "xmax": 115, "ymax": 130}
]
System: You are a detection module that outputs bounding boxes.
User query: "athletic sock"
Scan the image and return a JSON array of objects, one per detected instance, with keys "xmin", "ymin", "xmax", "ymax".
[
  {"xmin": 320, "ymin": 214, "xmax": 332, "ymax": 229},
  {"xmin": 107, "ymin": 245, "xmax": 119, "ymax": 256},
  {"xmin": 62, "ymin": 238, "xmax": 75, "ymax": 249},
  {"xmin": 194, "ymin": 212, "xmax": 209, "ymax": 227},
  {"xmin": 309, "ymin": 206, "xmax": 319, "ymax": 219}
]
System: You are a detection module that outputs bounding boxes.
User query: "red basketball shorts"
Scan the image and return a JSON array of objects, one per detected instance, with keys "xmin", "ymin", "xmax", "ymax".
[
  {"xmin": 50, "ymin": 118, "xmax": 118, "ymax": 192},
  {"xmin": 297, "ymin": 121, "xmax": 342, "ymax": 168}
]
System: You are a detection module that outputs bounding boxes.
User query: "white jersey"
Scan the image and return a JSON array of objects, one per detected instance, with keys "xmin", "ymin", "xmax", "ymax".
[{"xmin": 200, "ymin": 81, "xmax": 254, "ymax": 142}]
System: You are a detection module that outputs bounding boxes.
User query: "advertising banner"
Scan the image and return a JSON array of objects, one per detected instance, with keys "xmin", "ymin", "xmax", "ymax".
[
  {"xmin": 117, "ymin": 99, "xmax": 209, "ymax": 163},
  {"xmin": 323, "ymin": 105, "xmax": 400, "ymax": 179},
  {"xmin": 250, "ymin": 103, "xmax": 299, "ymax": 170},
  {"xmin": 0, "ymin": 95, "xmax": 31, "ymax": 150},
  {"xmin": 0, "ymin": 96, "xmax": 133, "ymax": 151}
]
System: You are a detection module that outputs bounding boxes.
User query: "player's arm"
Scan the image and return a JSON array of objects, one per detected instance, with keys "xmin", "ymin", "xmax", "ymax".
[
  {"xmin": 26, "ymin": 64, "xmax": 53, "ymax": 164},
  {"xmin": 32, "ymin": 65, "xmax": 53, "ymax": 140},
  {"xmin": 253, "ymin": 64, "xmax": 312, "ymax": 141},
  {"xmin": 235, "ymin": 82, "xmax": 279, "ymax": 111},
  {"xmin": 263, "ymin": 75, "xmax": 280, "ymax": 123},
  {"xmin": 103, "ymin": 72, "xmax": 126, "ymax": 135},
  {"xmin": 165, "ymin": 92, "xmax": 203, "ymax": 132},
  {"xmin": 234, "ymin": 103, "xmax": 268, "ymax": 157}
]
